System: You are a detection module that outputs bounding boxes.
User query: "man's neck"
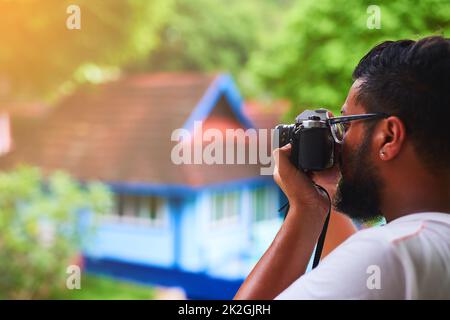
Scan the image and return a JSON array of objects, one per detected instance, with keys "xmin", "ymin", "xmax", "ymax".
[{"xmin": 382, "ymin": 174, "xmax": 450, "ymax": 223}]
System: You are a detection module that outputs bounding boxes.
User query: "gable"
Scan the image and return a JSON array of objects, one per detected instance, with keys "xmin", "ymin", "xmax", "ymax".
[
  {"xmin": 182, "ymin": 74, "xmax": 254, "ymax": 133},
  {"xmin": 209, "ymin": 95, "xmax": 239, "ymax": 120}
]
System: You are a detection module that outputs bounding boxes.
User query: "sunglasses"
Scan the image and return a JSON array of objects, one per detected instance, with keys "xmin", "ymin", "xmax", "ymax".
[{"xmin": 326, "ymin": 113, "xmax": 389, "ymax": 144}]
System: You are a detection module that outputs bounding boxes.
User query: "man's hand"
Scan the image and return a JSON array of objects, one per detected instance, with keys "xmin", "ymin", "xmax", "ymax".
[
  {"xmin": 310, "ymin": 162, "xmax": 340, "ymax": 200},
  {"xmin": 273, "ymin": 144, "xmax": 335, "ymax": 219}
]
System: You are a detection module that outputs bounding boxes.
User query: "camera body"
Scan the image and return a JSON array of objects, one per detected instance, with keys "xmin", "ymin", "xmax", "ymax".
[{"xmin": 274, "ymin": 109, "xmax": 335, "ymax": 171}]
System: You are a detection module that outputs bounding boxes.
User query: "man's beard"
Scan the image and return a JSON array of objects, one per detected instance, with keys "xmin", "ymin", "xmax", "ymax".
[{"xmin": 334, "ymin": 129, "xmax": 384, "ymax": 223}]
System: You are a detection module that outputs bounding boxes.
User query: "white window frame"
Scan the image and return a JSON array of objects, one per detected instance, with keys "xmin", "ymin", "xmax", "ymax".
[
  {"xmin": 210, "ymin": 190, "xmax": 240, "ymax": 227},
  {"xmin": 103, "ymin": 194, "xmax": 168, "ymax": 227},
  {"xmin": 252, "ymin": 186, "xmax": 278, "ymax": 222}
]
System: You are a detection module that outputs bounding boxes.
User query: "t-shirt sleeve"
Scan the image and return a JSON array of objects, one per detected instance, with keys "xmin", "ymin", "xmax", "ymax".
[{"xmin": 275, "ymin": 231, "xmax": 407, "ymax": 299}]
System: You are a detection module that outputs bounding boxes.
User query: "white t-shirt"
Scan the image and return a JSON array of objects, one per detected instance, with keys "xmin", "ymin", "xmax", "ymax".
[{"xmin": 275, "ymin": 212, "xmax": 450, "ymax": 299}]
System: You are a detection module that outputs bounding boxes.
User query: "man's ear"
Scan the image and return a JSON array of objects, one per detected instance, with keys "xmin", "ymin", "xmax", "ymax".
[{"xmin": 373, "ymin": 116, "xmax": 406, "ymax": 161}]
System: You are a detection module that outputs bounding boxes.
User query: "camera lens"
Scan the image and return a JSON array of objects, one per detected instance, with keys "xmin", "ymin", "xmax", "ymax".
[{"xmin": 274, "ymin": 124, "xmax": 294, "ymax": 148}]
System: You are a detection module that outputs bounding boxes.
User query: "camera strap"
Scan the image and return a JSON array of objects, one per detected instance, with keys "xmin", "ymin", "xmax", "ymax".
[
  {"xmin": 278, "ymin": 184, "xmax": 331, "ymax": 269},
  {"xmin": 312, "ymin": 184, "xmax": 331, "ymax": 269}
]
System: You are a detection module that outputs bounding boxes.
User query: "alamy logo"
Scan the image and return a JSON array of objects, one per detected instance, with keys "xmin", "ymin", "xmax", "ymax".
[
  {"xmin": 366, "ymin": 265, "xmax": 381, "ymax": 290},
  {"xmin": 367, "ymin": 5, "xmax": 381, "ymax": 30},
  {"xmin": 171, "ymin": 121, "xmax": 277, "ymax": 175},
  {"xmin": 66, "ymin": 265, "xmax": 81, "ymax": 290},
  {"xmin": 66, "ymin": 5, "xmax": 81, "ymax": 30}
]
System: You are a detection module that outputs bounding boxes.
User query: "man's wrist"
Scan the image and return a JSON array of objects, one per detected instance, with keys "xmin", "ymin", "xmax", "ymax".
[{"xmin": 288, "ymin": 201, "xmax": 329, "ymax": 227}]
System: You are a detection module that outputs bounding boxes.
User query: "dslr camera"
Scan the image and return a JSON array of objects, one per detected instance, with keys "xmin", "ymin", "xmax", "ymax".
[{"xmin": 274, "ymin": 108, "xmax": 337, "ymax": 172}]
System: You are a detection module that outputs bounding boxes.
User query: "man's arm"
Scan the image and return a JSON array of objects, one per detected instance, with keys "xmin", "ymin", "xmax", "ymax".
[
  {"xmin": 234, "ymin": 144, "xmax": 331, "ymax": 300},
  {"xmin": 234, "ymin": 203, "xmax": 327, "ymax": 299}
]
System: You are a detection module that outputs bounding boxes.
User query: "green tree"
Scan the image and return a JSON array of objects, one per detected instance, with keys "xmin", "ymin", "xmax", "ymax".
[
  {"xmin": 0, "ymin": 166, "xmax": 112, "ymax": 299},
  {"xmin": 0, "ymin": 0, "xmax": 172, "ymax": 101},
  {"xmin": 138, "ymin": 0, "xmax": 293, "ymax": 94},
  {"xmin": 249, "ymin": 0, "xmax": 450, "ymax": 118}
]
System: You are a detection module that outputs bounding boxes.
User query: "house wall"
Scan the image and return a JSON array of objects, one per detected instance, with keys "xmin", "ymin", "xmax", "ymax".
[
  {"xmin": 176, "ymin": 195, "xmax": 203, "ymax": 272},
  {"xmin": 84, "ymin": 199, "xmax": 175, "ymax": 267},
  {"xmin": 250, "ymin": 184, "xmax": 283, "ymax": 259},
  {"xmin": 176, "ymin": 181, "xmax": 283, "ymax": 279},
  {"xmin": 177, "ymin": 188, "xmax": 252, "ymax": 279},
  {"xmin": 84, "ymin": 180, "xmax": 283, "ymax": 280}
]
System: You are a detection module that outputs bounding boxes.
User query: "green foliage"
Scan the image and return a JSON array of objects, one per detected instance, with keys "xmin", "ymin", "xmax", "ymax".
[
  {"xmin": 3, "ymin": 0, "xmax": 447, "ymax": 116},
  {"xmin": 0, "ymin": 166, "xmax": 112, "ymax": 299},
  {"xmin": 140, "ymin": 0, "xmax": 293, "ymax": 93},
  {"xmin": 249, "ymin": 0, "xmax": 450, "ymax": 118},
  {"xmin": 0, "ymin": 0, "xmax": 172, "ymax": 101},
  {"xmin": 1, "ymin": 0, "xmax": 295, "ymax": 101}
]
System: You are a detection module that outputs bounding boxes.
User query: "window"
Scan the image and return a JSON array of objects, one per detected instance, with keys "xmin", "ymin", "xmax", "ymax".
[
  {"xmin": 210, "ymin": 191, "xmax": 240, "ymax": 225},
  {"xmin": 122, "ymin": 195, "xmax": 139, "ymax": 218},
  {"xmin": 252, "ymin": 187, "xmax": 277, "ymax": 222},
  {"xmin": 112, "ymin": 194, "xmax": 167, "ymax": 226},
  {"xmin": 138, "ymin": 197, "xmax": 166, "ymax": 226}
]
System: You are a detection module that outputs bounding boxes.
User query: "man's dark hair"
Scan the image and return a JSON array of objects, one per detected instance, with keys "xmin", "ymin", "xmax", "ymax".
[{"xmin": 352, "ymin": 36, "xmax": 450, "ymax": 171}]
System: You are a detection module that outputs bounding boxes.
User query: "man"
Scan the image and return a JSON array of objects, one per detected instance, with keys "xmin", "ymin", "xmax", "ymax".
[{"xmin": 234, "ymin": 36, "xmax": 450, "ymax": 299}]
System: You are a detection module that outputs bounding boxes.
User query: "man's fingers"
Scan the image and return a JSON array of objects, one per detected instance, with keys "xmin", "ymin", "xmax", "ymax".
[
  {"xmin": 274, "ymin": 144, "xmax": 315, "ymax": 187},
  {"xmin": 273, "ymin": 144, "xmax": 291, "ymax": 168}
]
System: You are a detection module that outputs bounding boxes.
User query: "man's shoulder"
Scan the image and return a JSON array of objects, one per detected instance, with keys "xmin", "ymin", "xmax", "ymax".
[
  {"xmin": 337, "ymin": 212, "xmax": 450, "ymax": 263},
  {"xmin": 347, "ymin": 212, "xmax": 450, "ymax": 245},
  {"xmin": 351, "ymin": 221, "xmax": 422, "ymax": 245},
  {"xmin": 280, "ymin": 212, "xmax": 450, "ymax": 300},
  {"xmin": 321, "ymin": 223, "xmax": 403, "ymax": 272}
]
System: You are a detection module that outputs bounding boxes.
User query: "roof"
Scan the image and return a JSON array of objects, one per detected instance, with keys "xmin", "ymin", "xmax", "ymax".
[
  {"xmin": 243, "ymin": 100, "xmax": 289, "ymax": 129},
  {"xmin": 0, "ymin": 73, "xmax": 283, "ymax": 193}
]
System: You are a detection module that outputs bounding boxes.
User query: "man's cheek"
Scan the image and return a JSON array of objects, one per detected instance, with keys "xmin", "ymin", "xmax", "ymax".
[{"xmin": 340, "ymin": 143, "xmax": 354, "ymax": 178}]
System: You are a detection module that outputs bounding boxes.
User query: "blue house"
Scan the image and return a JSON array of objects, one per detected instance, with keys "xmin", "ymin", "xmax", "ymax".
[{"xmin": 0, "ymin": 73, "xmax": 286, "ymax": 299}]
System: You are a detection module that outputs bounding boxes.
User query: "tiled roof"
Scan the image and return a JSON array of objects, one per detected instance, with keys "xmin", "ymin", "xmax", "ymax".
[
  {"xmin": 243, "ymin": 100, "xmax": 288, "ymax": 129},
  {"xmin": 0, "ymin": 73, "xmax": 282, "ymax": 188}
]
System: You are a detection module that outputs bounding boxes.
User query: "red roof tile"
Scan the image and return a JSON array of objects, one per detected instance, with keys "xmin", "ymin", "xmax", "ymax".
[{"xmin": 0, "ymin": 73, "xmax": 282, "ymax": 187}]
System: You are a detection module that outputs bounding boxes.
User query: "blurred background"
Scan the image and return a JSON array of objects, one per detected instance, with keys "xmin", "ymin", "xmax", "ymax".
[{"xmin": 0, "ymin": 0, "xmax": 448, "ymax": 299}]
